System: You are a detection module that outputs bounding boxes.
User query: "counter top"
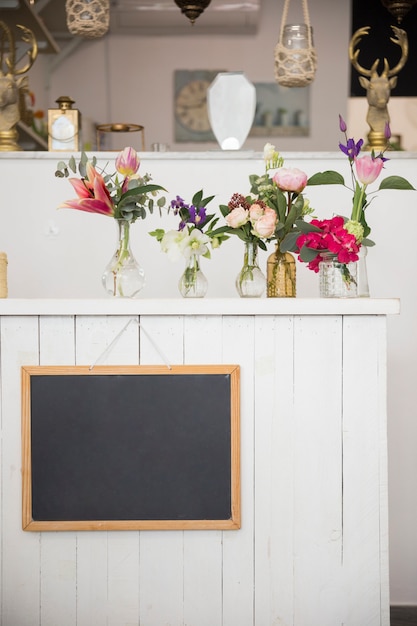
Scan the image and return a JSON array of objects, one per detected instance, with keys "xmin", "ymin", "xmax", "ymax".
[{"xmin": 0, "ymin": 298, "xmax": 400, "ymax": 316}]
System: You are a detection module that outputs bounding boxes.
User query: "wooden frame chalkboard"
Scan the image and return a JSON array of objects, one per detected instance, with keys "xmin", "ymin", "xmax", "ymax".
[{"xmin": 21, "ymin": 365, "xmax": 240, "ymax": 532}]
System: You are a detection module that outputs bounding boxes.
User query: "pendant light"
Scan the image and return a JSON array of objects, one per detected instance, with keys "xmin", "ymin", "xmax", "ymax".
[
  {"xmin": 380, "ymin": 0, "xmax": 417, "ymax": 23},
  {"xmin": 174, "ymin": 0, "xmax": 212, "ymax": 24}
]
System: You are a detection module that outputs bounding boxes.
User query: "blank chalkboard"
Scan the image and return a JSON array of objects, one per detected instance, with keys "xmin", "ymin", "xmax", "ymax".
[{"xmin": 21, "ymin": 365, "xmax": 240, "ymax": 531}]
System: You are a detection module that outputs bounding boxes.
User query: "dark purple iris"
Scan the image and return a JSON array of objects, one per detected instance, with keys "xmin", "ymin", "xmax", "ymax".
[
  {"xmin": 188, "ymin": 205, "xmax": 207, "ymax": 227},
  {"xmin": 339, "ymin": 137, "xmax": 363, "ymax": 160}
]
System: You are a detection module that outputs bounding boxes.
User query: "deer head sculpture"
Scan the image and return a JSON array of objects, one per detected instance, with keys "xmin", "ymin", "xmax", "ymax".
[
  {"xmin": 349, "ymin": 25, "xmax": 408, "ymax": 151},
  {"xmin": 0, "ymin": 20, "xmax": 38, "ymax": 151}
]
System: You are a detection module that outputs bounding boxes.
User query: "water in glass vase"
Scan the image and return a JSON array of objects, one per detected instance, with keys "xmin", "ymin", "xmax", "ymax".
[{"xmin": 102, "ymin": 219, "xmax": 145, "ymax": 298}]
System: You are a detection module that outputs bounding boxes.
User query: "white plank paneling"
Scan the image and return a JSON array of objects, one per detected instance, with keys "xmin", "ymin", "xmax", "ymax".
[
  {"xmin": 293, "ymin": 315, "xmax": 344, "ymax": 626},
  {"xmin": 0, "ymin": 307, "xmax": 392, "ymax": 625},
  {"xmin": 1, "ymin": 316, "xmax": 40, "ymax": 626},
  {"xmin": 342, "ymin": 315, "xmax": 389, "ymax": 626},
  {"xmin": 254, "ymin": 315, "xmax": 295, "ymax": 625}
]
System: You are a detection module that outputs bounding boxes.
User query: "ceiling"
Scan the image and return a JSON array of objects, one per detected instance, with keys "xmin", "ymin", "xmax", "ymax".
[{"xmin": 0, "ymin": 0, "xmax": 261, "ymax": 54}]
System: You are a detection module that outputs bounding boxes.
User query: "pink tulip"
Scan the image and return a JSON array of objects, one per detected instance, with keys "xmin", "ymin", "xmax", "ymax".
[
  {"xmin": 273, "ymin": 167, "xmax": 308, "ymax": 193},
  {"xmin": 354, "ymin": 155, "xmax": 384, "ymax": 185},
  {"xmin": 115, "ymin": 147, "xmax": 140, "ymax": 177}
]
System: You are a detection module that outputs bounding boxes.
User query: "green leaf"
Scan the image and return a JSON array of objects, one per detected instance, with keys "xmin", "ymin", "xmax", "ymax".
[
  {"xmin": 280, "ymin": 231, "xmax": 300, "ymax": 252},
  {"xmin": 378, "ymin": 175, "xmax": 415, "ymax": 191},
  {"xmin": 362, "ymin": 237, "xmax": 375, "ymax": 247},
  {"xmin": 294, "ymin": 219, "xmax": 322, "ymax": 233},
  {"xmin": 276, "ymin": 191, "xmax": 287, "ymax": 223},
  {"xmin": 308, "ymin": 171, "xmax": 345, "ymax": 186},
  {"xmin": 219, "ymin": 204, "xmax": 230, "ymax": 218},
  {"xmin": 299, "ymin": 245, "xmax": 319, "ymax": 263},
  {"xmin": 258, "ymin": 239, "xmax": 267, "ymax": 251},
  {"xmin": 192, "ymin": 189, "xmax": 203, "ymax": 206},
  {"xmin": 149, "ymin": 229, "xmax": 166, "ymax": 242}
]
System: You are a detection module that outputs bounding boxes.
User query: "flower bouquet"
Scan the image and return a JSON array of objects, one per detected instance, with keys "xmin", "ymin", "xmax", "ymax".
[
  {"xmin": 281, "ymin": 116, "xmax": 415, "ymax": 296},
  {"xmin": 149, "ymin": 190, "xmax": 228, "ymax": 298},
  {"xmin": 214, "ymin": 143, "xmax": 313, "ymax": 297},
  {"xmin": 55, "ymin": 147, "xmax": 167, "ymax": 297}
]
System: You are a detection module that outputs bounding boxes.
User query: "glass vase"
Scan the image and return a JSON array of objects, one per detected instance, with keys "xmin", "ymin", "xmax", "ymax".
[
  {"xmin": 357, "ymin": 246, "xmax": 370, "ymax": 297},
  {"xmin": 236, "ymin": 241, "xmax": 265, "ymax": 298},
  {"xmin": 102, "ymin": 219, "xmax": 145, "ymax": 298},
  {"xmin": 178, "ymin": 253, "xmax": 208, "ymax": 298},
  {"xmin": 319, "ymin": 254, "xmax": 358, "ymax": 298},
  {"xmin": 267, "ymin": 243, "xmax": 296, "ymax": 298}
]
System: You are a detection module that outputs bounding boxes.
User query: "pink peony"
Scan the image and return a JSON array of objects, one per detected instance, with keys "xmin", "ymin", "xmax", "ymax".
[
  {"xmin": 354, "ymin": 155, "xmax": 384, "ymax": 185},
  {"xmin": 273, "ymin": 167, "xmax": 308, "ymax": 193},
  {"xmin": 249, "ymin": 203, "xmax": 265, "ymax": 222},
  {"xmin": 251, "ymin": 207, "xmax": 277, "ymax": 238},
  {"xmin": 225, "ymin": 205, "xmax": 249, "ymax": 228}
]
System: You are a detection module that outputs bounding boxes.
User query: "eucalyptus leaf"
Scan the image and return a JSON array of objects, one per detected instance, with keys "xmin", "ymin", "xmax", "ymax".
[
  {"xmin": 299, "ymin": 245, "xmax": 320, "ymax": 263},
  {"xmin": 294, "ymin": 219, "xmax": 322, "ymax": 233},
  {"xmin": 280, "ymin": 231, "xmax": 300, "ymax": 252}
]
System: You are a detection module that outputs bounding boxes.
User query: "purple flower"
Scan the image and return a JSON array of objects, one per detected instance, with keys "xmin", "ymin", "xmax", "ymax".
[
  {"xmin": 339, "ymin": 114, "xmax": 347, "ymax": 132},
  {"xmin": 170, "ymin": 195, "xmax": 187, "ymax": 214},
  {"xmin": 339, "ymin": 137, "xmax": 364, "ymax": 160},
  {"xmin": 189, "ymin": 205, "xmax": 207, "ymax": 227},
  {"xmin": 384, "ymin": 122, "xmax": 391, "ymax": 140}
]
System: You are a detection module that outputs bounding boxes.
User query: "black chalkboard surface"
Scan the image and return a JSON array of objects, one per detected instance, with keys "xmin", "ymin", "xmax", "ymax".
[{"xmin": 21, "ymin": 365, "xmax": 240, "ymax": 531}]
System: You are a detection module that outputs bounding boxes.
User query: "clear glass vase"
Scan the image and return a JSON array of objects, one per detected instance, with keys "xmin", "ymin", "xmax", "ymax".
[
  {"xmin": 267, "ymin": 243, "xmax": 296, "ymax": 297},
  {"xmin": 102, "ymin": 219, "xmax": 145, "ymax": 298},
  {"xmin": 357, "ymin": 246, "xmax": 370, "ymax": 297},
  {"xmin": 178, "ymin": 253, "xmax": 208, "ymax": 298},
  {"xmin": 236, "ymin": 241, "xmax": 265, "ymax": 298},
  {"xmin": 319, "ymin": 254, "xmax": 358, "ymax": 298}
]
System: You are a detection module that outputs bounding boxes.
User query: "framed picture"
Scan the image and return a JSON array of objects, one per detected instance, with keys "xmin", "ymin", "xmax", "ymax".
[
  {"xmin": 174, "ymin": 69, "xmax": 224, "ymax": 142},
  {"xmin": 249, "ymin": 82, "xmax": 310, "ymax": 138}
]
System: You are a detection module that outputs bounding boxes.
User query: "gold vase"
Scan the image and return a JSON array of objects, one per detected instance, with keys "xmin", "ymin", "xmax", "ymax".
[{"xmin": 267, "ymin": 243, "xmax": 296, "ymax": 298}]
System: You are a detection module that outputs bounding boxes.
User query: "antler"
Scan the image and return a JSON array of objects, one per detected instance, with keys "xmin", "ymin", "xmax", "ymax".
[
  {"xmin": 0, "ymin": 21, "xmax": 14, "ymax": 76},
  {"xmin": 384, "ymin": 25, "xmax": 408, "ymax": 77},
  {"xmin": 349, "ymin": 26, "xmax": 376, "ymax": 77},
  {"xmin": 6, "ymin": 24, "xmax": 38, "ymax": 76}
]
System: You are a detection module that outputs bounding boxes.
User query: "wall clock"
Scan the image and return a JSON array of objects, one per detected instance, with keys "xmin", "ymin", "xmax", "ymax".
[{"xmin": 174, "ymin": 70, "xmax": 224, "ymax": 142}]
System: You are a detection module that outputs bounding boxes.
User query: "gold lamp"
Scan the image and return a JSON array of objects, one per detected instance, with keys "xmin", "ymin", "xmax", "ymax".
[
  {"xmin": 174, "ymin": 0, "xmax": 212, "ymax": 24},
  {"xmin": 381, "ymin": 0, "xmax": 417, "ymax": 22}
]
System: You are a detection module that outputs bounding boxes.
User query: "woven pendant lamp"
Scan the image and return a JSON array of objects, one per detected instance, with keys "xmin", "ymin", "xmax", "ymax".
[{"xmin": 66, "ymin": 0, "xmax": 110, "ymax": 38}]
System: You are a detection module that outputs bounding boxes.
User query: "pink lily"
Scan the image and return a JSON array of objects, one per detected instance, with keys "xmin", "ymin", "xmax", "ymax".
[{"xmin": 59, "ymin": 162, "xmax": 115, "ymax": 216}]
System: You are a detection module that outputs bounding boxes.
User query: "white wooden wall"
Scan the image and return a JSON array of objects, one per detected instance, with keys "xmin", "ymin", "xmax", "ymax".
[{"xmin": 0, "ymin": 305, "xmax": 389, "ymax": 625}]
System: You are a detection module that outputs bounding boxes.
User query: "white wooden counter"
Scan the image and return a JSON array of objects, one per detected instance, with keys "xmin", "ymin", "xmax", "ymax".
[{"xmin": 0, "ymin": 298, "xmax": 397, "ymax": 625}]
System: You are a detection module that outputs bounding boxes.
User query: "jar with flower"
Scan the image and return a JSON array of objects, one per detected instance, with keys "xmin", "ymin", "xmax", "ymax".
[
  {"xmin": 55, "ymin": 147, "xmax": 167, "ymax": 297},
  {"xmin": 214, "ymin": 192, "xmax": 277, "ymax": 297},
  {"xmin": 304, "ymin": 115, "xmax": 415, "ymax": 296},
  {"xmin": 249, "ymin": 145, "xmax": 312, "ymax": 297},
  {"xmin": 291, "ymin": 216, "xmax": 362, "ymax": 298},
  {"xmin": 149, "ymin": 190, "xmax": 228, "ymax": 298}
]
